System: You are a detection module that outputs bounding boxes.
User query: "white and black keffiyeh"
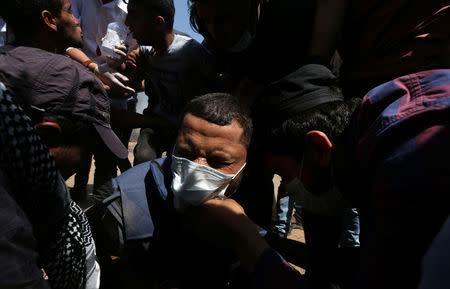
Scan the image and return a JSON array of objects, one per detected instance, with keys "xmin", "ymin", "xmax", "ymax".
[
  {"xmin": 0, "ymin": 83, "xmax": 97, "ymax": 289},
  {"xmin": 41, "ymin": 200, "xmax": 96, "ymax": 289}
]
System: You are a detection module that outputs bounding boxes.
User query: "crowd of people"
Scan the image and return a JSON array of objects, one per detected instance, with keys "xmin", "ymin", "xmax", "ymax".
[{"xmin": 0, "ymin": 0, "xmax": 449, "ymax": 289}]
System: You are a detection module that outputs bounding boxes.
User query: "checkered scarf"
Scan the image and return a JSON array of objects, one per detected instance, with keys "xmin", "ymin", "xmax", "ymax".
[{"xmin": 0, "ymin": 83, "xmax": 91, "ymax": 289}]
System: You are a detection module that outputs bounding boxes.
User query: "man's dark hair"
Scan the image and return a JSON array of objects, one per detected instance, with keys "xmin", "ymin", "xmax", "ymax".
[
  {"xmin": 183, "ymin": 93, "xmax": 253, "ymax": 147},
  {"xmin": 0, "ymin": 0, "xmax": 63, "ymax": 40},
  {"xmin": 269, "ymin": 98, "xmax": 361, "ymax": 158},
  {"xmin": 127, "ymin": 0, "xmax": 175, "ymax": 30},
  {"xmin": 188, "ymin": 0, "xmax": 207, "ymax": 36},
  {"xmin": 188, "ymin": 0, "xmax": 257, "ymax": 39}
]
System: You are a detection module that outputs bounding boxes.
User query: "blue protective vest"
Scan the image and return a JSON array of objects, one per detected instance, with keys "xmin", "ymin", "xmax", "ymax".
[{"xmin": 105, "ymin": 157, "xmax": 173, "ymax": 245}]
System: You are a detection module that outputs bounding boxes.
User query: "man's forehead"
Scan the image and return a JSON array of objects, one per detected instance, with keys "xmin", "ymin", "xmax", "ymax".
[
  {"xmin": 181, "ymin": 113, "xmax": 243, "ymax": 136},
  {"xmin": 61, "ymin": 0, "xmax": 70, "ymax": 8}
]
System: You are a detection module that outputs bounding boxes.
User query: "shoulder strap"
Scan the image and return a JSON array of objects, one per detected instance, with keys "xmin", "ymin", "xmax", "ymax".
[
  {"xmin": 146, "ymin": 157, "xmax": 175, "ymax": 217},
  {"xmin": 103, "ymin": 187, "xmax": 123, "ymax": 227},
  {"xmin": 149, "ymin": 158, "xmax": 171, "ymax": 201}
]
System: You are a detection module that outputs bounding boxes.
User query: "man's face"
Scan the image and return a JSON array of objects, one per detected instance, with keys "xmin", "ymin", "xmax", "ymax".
[
  {"xmin": 174, "ymin": 113, "xmax": 247, "ymax": 180},
  {"xmin": 49, "ymin": 145, "xmax": 84, "ymax": 180},
  {"xmin": 194, "ymin": 0, "xmax": 254, "ymax": 50},
  {"xmin": 56, "ymin": 0, "xmax": 83, "ymax": 48},
  {"xmin": 125, "ymin": 1, "xmax": 158, "ymax": 45}
]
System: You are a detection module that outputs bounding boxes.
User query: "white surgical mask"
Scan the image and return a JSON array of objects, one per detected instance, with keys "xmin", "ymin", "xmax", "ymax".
[
  {"xmin": 170, "ymin": 155, "xmax": 246, "ymax": 211},
  {"xmin": 284, "ymin": 156, "xmax": 345, "ymax": 216}
]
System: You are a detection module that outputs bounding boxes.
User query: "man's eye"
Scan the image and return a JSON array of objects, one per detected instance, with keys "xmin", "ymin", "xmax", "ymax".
[{"xmin": 208, "ymin": 160, "xmax": 232, "ymax": 169}]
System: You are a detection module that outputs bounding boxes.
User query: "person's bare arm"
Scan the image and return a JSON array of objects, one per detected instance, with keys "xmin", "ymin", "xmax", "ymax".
[
  {"xmin": 125, "ymin": 47, "xmax": 146, "ymax": 91},
  {"xmin": 66, "ymin": 47, "xmax": 98, "ymax": 74},
  {"xmin": 309, "ymin": 0, "xmax": 348, "ymax": 61},
  {"xmin": 66, "ymin": 48, "xmax": 135, "ymax": 99}
]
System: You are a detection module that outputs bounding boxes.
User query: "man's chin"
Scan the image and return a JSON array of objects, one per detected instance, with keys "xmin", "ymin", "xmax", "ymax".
[
  {"xmin": 69, "ymin": 38, "xmax": 84, "ymax": 49},
  {"xmin": 75, "ymin": 40, "xmax": 84, "ymax": 49}
]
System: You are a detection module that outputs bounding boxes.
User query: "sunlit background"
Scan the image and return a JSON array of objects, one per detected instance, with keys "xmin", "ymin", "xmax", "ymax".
[{"xmin": 173, "ymin": 0, "xmax": 203, "ymax": 43}]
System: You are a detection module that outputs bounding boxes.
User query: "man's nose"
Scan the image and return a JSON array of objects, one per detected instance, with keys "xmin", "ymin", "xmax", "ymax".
[{"xmin": 72, "ymin": 15, "xmax": 80, "ymax": 26}]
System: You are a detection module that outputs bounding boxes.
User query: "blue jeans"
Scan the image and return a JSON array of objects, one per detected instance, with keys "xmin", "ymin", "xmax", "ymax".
[
  {"xmin": 272, "ymin": 185, "xmax": 295, "ymax": 237},
  {"xmin": 272, "ymin": 185, "xmax": 360, "ymax": 247}
]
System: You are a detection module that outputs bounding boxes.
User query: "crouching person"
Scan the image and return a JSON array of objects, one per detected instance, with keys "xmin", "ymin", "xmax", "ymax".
[{"xmin": 89, "ymin": 93, "xmax": 253, "ymax": 289}]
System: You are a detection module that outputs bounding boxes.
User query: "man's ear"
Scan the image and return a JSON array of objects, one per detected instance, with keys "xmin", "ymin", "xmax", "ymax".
[
  {"xmin": 304, "ymin": 130, "xmax": 333, "ymax": 167},
  {"xmin": 41, "ymin": 10, "xmax": 58, "ymax": 32},
  {"xmin": 155, "ymin": 16, "xmax": 166, "ymax": 28},
  {"xmin": 35, "ymin": 122, "xmax": 62, "ymax": 146}
]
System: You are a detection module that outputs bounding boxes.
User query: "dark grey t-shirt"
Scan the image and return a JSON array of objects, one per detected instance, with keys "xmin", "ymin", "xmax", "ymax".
[
  {"xmin": 213, "ymin": 0, "xmax": 316, "ymax": 84},
  {"xmin": 140, "ymin": 34, "xmax": 215, "ymax": 125}
]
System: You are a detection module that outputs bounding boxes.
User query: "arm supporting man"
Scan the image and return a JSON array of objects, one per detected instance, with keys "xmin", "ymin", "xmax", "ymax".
[
  {"xmin": 66, "ymin": 47, "xmax": 135, "ymax": 99},
  {"xmin": 66, "ymin": 47, "xmax": 99, "ymax": 73},
  {"xmin": 185, "ymin": 198, "xmax": 306, "ymax": 288},
  {"xmin": 185, "ymin": 199, "xmax": 269, "ymax": 272}
]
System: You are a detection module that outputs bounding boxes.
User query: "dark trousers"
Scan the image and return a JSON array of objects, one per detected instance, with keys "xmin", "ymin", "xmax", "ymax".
[
  {"xmin": 72, "ymin": 125, "xmax": 133, "ymax": 203},
  {"xmin": 302, "ymin": 210, "xmax": 360, "ymax": 289},
  {"xmin": 302, "ymin": 210, "xmax": 341, "ymax": 289}
]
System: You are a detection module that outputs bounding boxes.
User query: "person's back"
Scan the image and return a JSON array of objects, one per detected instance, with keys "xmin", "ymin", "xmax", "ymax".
[
  {"xmin": 140, "ymin": 33, "xmax": 215, "ymax": 125},
  {"xmin": 0, "ymin": 46, "xmax": 105, "ymax": 108},
  {"xmin": 340, "ymin": 0, "xmax": 450, "ymax": 98},
  {"xmin": 0, "ymin": 84, "xmax": 51, "ymax": 289},
  {"xmin": 344, "ymin": 69, "xmax": 450, "ymax": 289},
  {"xmin": 0, "ymin": 170, "xmax": 50, "ymax": 289}
]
